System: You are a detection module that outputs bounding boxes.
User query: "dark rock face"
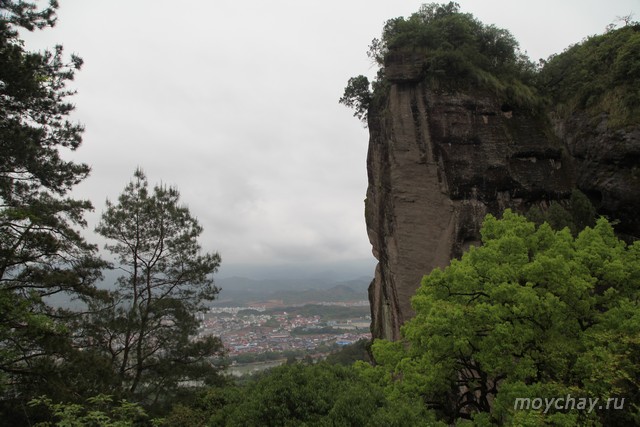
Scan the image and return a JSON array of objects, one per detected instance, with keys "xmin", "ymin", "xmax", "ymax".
[
  {"xmin": 365, "ymin": 65, "xmax": 575, "ymax": 340},
  {"xmin": 553, "ymin": 113, "xmax": 640, "ymax": 241}
]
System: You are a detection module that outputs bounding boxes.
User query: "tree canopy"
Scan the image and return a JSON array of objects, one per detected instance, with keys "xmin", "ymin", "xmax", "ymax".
[
  {"xmin": 87, "ymin": 169, "xmax": 224, "ymax": 406},
  {"xmin": 159, "ymin": 362, "xmax": 440, "ymax": 427},
  {"xmin": 365, "ymin": 211, "xmax": 640, "ymax": 425},
  {"xmin": 340, "ymin": 2, "xmax": 541, "ymax": 123}
]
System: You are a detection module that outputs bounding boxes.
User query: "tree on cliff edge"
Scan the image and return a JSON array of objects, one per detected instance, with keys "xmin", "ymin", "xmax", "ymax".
[
  {"xmin": 88, "ymin": 169, "xmax": 225, "ymax": 405},
  {"xmin": 339, "ymin": 75, "xmax": 371, "ymax": 123}
]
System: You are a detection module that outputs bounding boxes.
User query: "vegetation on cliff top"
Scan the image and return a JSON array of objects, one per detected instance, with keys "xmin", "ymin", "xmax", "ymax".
[
  {"xmin": 340, "ymin": 2, "xmax": 541, "ymax": 123},
  {"xmin": 538, "ymin": 21, "xmax": 640, "ymax": 127},
  {"xmin": 371, "ymin": 2, "xmax": 535, "ymax": 83},
  {"xmin": 342, "ymin": 2, "xmax": 640, "ymax": 129}
]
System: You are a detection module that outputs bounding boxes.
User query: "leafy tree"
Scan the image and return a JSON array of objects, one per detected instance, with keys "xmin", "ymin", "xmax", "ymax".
[
  {"xmin": 368, "ymin": 211, "xmax": 640, "ymax": 424},
  {"xmin": 374, "ymin": 1, "xmax": 533, "ymax": 84},
  {"xmin": 28, "ymin": 394, "xmax": 149, "ymax": 427},
  {"xmin": 525, "ymin": 189, "xmax": 597, "ymax": 236},
  {"xmin": 569, "ymin": 189, "xmax": 597, "ymax": 232},
  {"xmin": 364, "ymin": 210, "xmax": 640, "ymax": 425},
  {"xmin": 0, "ymin": 0, "xmax": 105, "ymax": 419},
  {"xmin": 339, "ymin": 75, "xmax": 371, "ymax": 123},
  {"xmin": 87, "ymin": 169, "xmax": 224, "ymax": 406},
  {"xmin": 341, "ymin": 2, "xmax": 541, "ymax": 121}
]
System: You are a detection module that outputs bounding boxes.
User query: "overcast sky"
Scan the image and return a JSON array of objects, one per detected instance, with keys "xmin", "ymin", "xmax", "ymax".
[{"xmin": 21, "ymin": 0, "xmax": 637, "ymax": 278}]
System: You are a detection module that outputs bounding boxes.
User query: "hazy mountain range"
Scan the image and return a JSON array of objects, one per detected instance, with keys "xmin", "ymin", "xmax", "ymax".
[
  {"xmin": 46, "ymin": 260, "xmax": 375, "ymax": 309},
  {"xmin": 213, "ymin": 276, "xmax": 371, "ymax": 306}
]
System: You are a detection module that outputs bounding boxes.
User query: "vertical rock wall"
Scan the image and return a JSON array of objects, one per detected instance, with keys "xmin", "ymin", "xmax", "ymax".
[
  {"xmin": 552, "ymin": 113, "xmax": 640, "ymax": 241},
  {"xmin": 365, "ymin": 63, "xmax": 575, "ymax": 340}
]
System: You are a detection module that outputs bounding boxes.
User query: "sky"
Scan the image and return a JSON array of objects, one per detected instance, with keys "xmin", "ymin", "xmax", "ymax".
[{"xmin": 20, "ymin": 0, "xmax": 638, "ymax": 279}]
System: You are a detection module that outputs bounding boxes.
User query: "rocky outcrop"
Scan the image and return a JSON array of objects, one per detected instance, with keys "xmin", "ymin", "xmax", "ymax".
[
  {"xmin": 552, "ymin": 112, "xmax": 640, "ymax": 241},
  {"xmin": 365, "ymin": 61, "xmax": 575, "ymax": 340}
]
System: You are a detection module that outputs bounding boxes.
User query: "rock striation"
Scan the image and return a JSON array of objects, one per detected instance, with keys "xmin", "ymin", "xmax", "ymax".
[
  {"xmin": 552, "ymin": 113, "xmax": 640, "ymax": 241},
  {"xmin": 365, "ymin": 58, "xmax": 575, "ymax": 340}
]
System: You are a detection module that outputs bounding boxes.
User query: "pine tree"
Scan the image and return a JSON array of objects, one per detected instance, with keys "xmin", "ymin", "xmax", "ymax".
[
  {"xmin": 90, "ymin": 169, "xmax": 224, "ymax": 405},
  {"xmin": 0, "ymin": 0, "xmax": 104, "ymax": 413}
]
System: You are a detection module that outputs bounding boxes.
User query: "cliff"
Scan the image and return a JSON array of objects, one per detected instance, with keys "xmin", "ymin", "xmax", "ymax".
[
  {"xmin": 355, "ymin": 9, "xmax": 640, "ymax": 341},
  {"xmin": 552, "ymin": 112, "xmax": 640, "ymax": 242},
  {"xmin": 541, "ymin": 23, "xmax": 640, "ymax": 242},
  {"xmin": 365, "ymin": 58, "xmax": 575, "ymax": 341}
]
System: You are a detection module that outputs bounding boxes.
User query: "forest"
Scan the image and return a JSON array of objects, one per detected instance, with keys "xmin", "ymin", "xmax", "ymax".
[{"xmin": 2, "ymin": 1, "xmax": 640, "ymax": 425}]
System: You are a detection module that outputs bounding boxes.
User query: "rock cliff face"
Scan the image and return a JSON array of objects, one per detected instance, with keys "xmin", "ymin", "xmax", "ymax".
[
  {"xmin": 552, "ymin": 113, "xmax": 640, "ymax": 241},
  {"xmin": 365, "ymin": 59, "xmax": 575, "ymax": 340}
]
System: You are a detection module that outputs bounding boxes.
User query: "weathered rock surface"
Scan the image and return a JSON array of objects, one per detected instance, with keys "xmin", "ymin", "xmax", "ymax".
[
  {"xmin": 366, "ymin": 63, "xmax": 575, "ymax": 340},
  {"xmin": 552, "ymin": 113, "xmax": 640, "ymax": 241}
]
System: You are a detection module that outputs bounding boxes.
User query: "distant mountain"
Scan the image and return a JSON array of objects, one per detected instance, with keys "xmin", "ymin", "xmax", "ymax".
[
  {"xmin": 216, "ymin": 259, "xmax": 377, "ymax": 282},
  {"xmin": 334, "ymin": 278, "xmax": 370, "ymax": 293},
  {"xmin": 268, "ymin": 284, "xmax": 365, "ymax": 305},
  {"xmin": 212, "ymin": 276, "xmax": 371, "ymax": 306},
  {"xmin": 45, "ymin": 267, "xmax": 373, "ymax": 309},
  {"xmin": 215, "ymin": 275, "xmax": 370, "ymax": 293}
]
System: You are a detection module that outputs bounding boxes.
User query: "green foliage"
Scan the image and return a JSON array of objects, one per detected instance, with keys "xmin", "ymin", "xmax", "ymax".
[
  {"xmin": 221, "ymin": 363, "xmax": 353, "ymax": 425},
  {"xmin": 0, "ymin": 1, "xmax": 107, "ymax": 421},
  {"xmin": 85, "ymin": 169, "xmax": 225, "ymax": 405},
  {"xmin": 339, "ymin": 75, "xmax": 371, "ymax": 123},
  {"xmin": 159, "ymin": 386, "xmax": 242, "ymax": 427},
  {"xmin": 526, "ymin": 190, "xmax": 597, "ymax": 235},
  {"xmin": 324, "ymin": 339, "xmax": 372, "ymax": 366},
  {"xmin": 538, "ymin": 23, "xmax": 640, "ymax": 127},
  {"xmin": 370, "ymin": 211, "xmax": 640, "ymax": 424},
  {"xmin": 569, "ymin": 189, "xmax": 598, "ymax": 231},
  {"xmin": 341, "ymin": 2, "xmax": 542, "ymax": 121},
  {"xmin": 175, "ymin": 362, "xmax": 440, "ymax": 426},
  {"xmin": 29, "ymin": 394, "xmax": 150, "ymax": 427},
  {"xmin": 343, "ymin": 3, "xmax": 640, "ymax": 129}
]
